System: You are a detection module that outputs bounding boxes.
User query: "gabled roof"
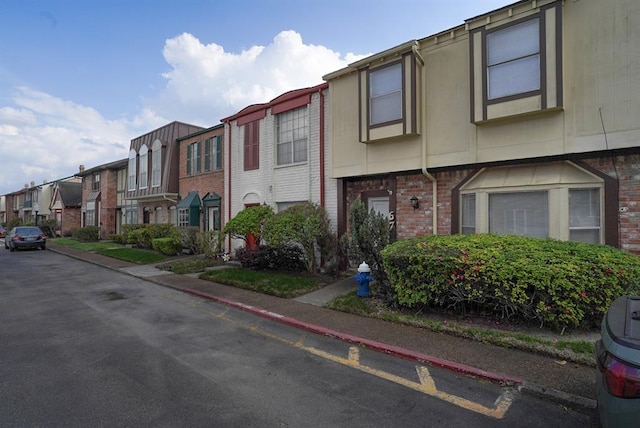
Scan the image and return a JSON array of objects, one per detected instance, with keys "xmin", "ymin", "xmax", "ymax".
[
  {"xmin": 221, "ymin": 82, "xmax": 328, "ymax": 124},
  {"xmin": 76, "ymin": 158, "xmax": 127, "ymax": 177},
  {"xmin": 57, "ymin": 181, "xmax": 82, "ymax": 208}
]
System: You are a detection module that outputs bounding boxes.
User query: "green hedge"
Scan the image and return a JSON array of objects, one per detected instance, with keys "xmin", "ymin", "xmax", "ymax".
[
  {"xmin": 127, "ymin": 224, "xmax": 178, "ymax": 249},
  {"xmin": 152, "ymin": 237, "xmax": 183, "ymax": 256},
  {"xmin": 71, "ymin": 226, "xmax": 100, "ymax": 242},
  {"xmin": 381, "ymin": 234, "xmax": 640, "ymax": 331}
]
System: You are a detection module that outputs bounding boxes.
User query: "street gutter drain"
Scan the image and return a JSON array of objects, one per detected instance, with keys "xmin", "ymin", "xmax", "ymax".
[{"xmin": 101, "ymin": 291, "xmax": 126, "ymax": 301}]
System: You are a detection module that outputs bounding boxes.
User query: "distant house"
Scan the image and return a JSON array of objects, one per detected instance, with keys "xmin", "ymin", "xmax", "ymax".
[
  {"xmin": 324, "ymin": 0, "xmax": 640, "ymax": 253},
  {"xmin": 76, "ymin": 159, "xmax": 128, "ymax": 239},
  {"xmin": 49, "ymin": 178, "xmax": 82, "ymax": 237},
  {"xmin": 125, "ymin": 121, "xmax": 205, "ymax": 225},
  {"xmin": 177, "ymin": 124, "xmax": 224, "ymax": 231},
  {"xmin": 221, "ymin": 83, "xmax": 336, "ymax": 253}
]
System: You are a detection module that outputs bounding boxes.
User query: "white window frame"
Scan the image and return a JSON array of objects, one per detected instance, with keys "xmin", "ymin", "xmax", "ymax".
[
  {"xmin": 486, "ymin": 18, "xmax": 540, "ymax": 101},
  {"xmin": 127, "ymin": 149, "xmax": 137, "ymax": 191},
  {"xmin": 276, "ymin": 107, "xmax": 308, "ymax": 166},
  {"xmin": 139, "ymin": 145, "xmax": 148, "ymax": 189},
  {"xmin": 151, "ymin": 139, "xmax": 162, "ymax": 188},
  {"xmin": 369, "ymin": 62, "xmax": 402, "ymax": 126},
  {"xmin": 178, "ymin": 208, "xmax": 190, "ymax": 228}
]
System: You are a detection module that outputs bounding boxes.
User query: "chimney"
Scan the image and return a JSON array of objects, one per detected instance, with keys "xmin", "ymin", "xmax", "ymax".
[
  {"xmin": 31, "ymin": 181, "xmax": 35, "ymax": 188},
  {"xmin": 79, "ymin": 165, "xmax": 85, "ymax": 173}
]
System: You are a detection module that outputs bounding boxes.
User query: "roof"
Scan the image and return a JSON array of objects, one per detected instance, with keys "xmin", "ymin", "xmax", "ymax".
[
  {"xmin": 176, "ymin": 191, "xmax": 201, "ymax": 209},
  {"xmin": 76, "ymin": 158, "xmax": 128, "ymax": 177},
  {"xmin": 57, "ymin": 181, "xmax": 82, "ymax": 207}
]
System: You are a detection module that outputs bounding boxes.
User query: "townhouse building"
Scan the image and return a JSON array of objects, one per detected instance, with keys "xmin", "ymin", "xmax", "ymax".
[
  {"xmin": 176, "ymin": 124, "xmax": 225, "ymax": 231},
  {"xmin": 125, "ymin": 121, "xmax": 205, "ymax": 225},
  {"xmin": 49, "ymin": 178, "xmax": 82, "ymax": 237},
  {"xmin": 324, "ymin": 0, "xmax": 640, "ymax": 253},
  {"xmin": 221, "ymin": 83, "xmax": 336, "ymax": 253},
  {"xmin": 76, "ymin": 159, "xmax": 128, "ymax": 239}
]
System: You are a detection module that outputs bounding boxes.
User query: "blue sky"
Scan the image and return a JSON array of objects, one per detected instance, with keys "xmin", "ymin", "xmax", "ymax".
[{"xmin": 0, "ymin": 0, "xmax": 511, "ymax": 195}]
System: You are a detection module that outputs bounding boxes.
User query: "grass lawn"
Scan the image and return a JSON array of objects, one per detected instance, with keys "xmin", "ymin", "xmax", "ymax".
[
  {"xmin": 51, "ymin": 238, "xmax": 167, "ymax": 264},
  {"xmin": 156, "ymin": 257, "xmax": 223, "ymax": 274},
  {"xmin": 199, "ymin": 267, "xmax": 323, "ymax": 298}
]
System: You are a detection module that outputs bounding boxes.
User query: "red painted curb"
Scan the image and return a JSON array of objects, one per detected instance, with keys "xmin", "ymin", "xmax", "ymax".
[{"xmin": 183, "ymin": 288, "xmax": 524, "ymax": 387}]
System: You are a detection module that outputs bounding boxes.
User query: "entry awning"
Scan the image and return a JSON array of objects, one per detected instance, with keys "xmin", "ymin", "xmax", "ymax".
[
  {"xmin": 177, "ymin": 191, "xmax": 201, "ymax": 209},
  {"xmin": 87, "ymin": 190, "xmax": 101, "ymax": 202}
]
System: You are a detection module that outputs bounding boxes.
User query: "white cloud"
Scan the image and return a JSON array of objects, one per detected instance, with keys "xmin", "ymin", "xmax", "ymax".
[{"xmin": 152, "ymin": 30, "xmax": 368, "ymax": 124}]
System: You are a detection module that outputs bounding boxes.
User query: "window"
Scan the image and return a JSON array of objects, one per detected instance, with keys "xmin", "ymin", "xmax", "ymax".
[
  {"xmin": 569, "ymin": 188, "xmax": 601, "ymax": 244},
  {"xmin": 92, "ymin": 174, "xmax": 100, "ymax": 191},
  {"xmin": 277, "ymin": 107, "xmax": 308, "ymax": 165},
  {"xmin": 139, "ymin": 145, "xmax": 148, "ymax": 189},
  {"xmin": 127, "ymin": 149, "xmax": 137, "ymax": 191},
  {"xmin": 205, "ymin": 136, "xmax": 222, "ymax": 172},
  {"xmin": 178, "ymin": 208, "xmax": 190, "ymax": 228},
  {"xmin": 369, "ymin": 62, "xmax": 402, "ymax": 125},
  {"xmin": 486, "ymin": 18, "xmax": 540, "ymax": 100},
  {"xmin": 489, "ymin": 192, "xmax": 548, "ymax": 238},
  {"xmin": 461, "ymin": 194, "xmax": 476, "ymax": 235},
  {"xmin": 244, "ymin": 121, "xmax": 259, "ymax": 170},
  {"xmin": 86, "ymin": 201, "xmax": 95, "ymax": 227},
  {"xmin": 186, "ymin": 141, "xmax": 201, "ymax": 176},
  {"xmin": 152, "ymin": 140, "xmax": 162, "ymax": 187}
]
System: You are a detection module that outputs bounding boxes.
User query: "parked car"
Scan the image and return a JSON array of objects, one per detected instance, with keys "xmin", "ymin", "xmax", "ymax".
[
  {"xmin": 595, "ymin": 295, "xmax": 640, "ymax": 427},
  {"xmin": 4, "ymin": 226, "xmax": 47, "ymax": 251},
  {"xmin": 0, "ymin": 225, "xmax": 5, "ymax": 238}
]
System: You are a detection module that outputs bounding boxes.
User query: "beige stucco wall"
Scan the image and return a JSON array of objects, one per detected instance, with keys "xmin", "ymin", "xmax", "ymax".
[{"xmin": 326, "ymin": 0, "xmax": 640, "ymax": 179}]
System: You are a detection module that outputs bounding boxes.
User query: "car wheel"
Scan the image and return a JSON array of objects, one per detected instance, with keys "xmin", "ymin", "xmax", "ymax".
[
  {"xmin": 41, "ymin": 245, "xmax": 46, "ymax": 250},
  {"xmin": 9, "ymin": 243, "xmax": 15, "ymax": 252}
]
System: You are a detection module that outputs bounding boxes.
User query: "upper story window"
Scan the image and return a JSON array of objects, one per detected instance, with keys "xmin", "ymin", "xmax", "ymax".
[
  {"xmin": 127, "ymin": 149, "xmax": 137, "ymax": 191},
  {"xmin": 151, "ymin": 139, "xmax": 162, "ymax": 187},
  {"xmin": 92, "ymin": 173, "xmax": 100, "ymax": 191},
  {"xmin": 369, "ymin": 62, "xmax": 403, "ymax": 126},
  {"xmin": 186, "ymin": 141, "xmax": 201, "ymax": 176},
  {"xmin": 139, "ymin": 145, "xmax": 148, "ymax": 189},
  {"xmin": 205, "ymin": 135, "xmax": 222, "ymax": 172},
  {"xmin": 469, "ymin": 3, "xmax": 562, "ymax": 123},
  {"xmin": 244, "ymin": 121, "xmax": 259, "ymax": 171},
  {"xmin": 277, "ymin": 106, "xmax": 308, "ymax": 166},
  {"xmin": 486, "ymin": 18, "xmax": 540, "ymax": 101}
]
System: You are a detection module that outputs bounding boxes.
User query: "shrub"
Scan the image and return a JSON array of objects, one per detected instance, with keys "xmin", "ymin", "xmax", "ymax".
[
  {"xmin": 128, "ymin": 224, "xmax": 178, "ymax": 249},
  {"xmin": 381, "ymin": 234, "xmax": 640, "ymax": 331},
  {"xmin": 110, "ymin": 233, "xmax": 128, "ymax": 245},
  {"xmin": 72, "ymin": 226, "xmax": 100, "ymax": 242},
  {"xmin": 224, "ymin": 205, "xmax": 274, "ymax": 245},
  {"xmin": 152, "ymin": 237, "xmax": 183, "ymax": 256},
  {"xmin": 235, "ymin": 245, "xmax": 306, "ymax": 272},
  {"xmin": 262, "ymin": 202, "xmax": 337, "ymax": 273},
  {"xmin": 340, "ymin": 199, "xmax": 392, "ymax": 301}
]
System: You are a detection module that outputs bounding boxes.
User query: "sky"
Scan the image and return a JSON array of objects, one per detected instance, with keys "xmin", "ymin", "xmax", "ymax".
[{"xmin": 0, "ymin": 0, "xmax": 512, "ymax": 196}]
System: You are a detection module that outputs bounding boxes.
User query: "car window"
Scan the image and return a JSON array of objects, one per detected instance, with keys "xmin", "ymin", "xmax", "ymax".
[{"xmin": 15, "ymin": 227, "xmax": 44, "ymax": 235}]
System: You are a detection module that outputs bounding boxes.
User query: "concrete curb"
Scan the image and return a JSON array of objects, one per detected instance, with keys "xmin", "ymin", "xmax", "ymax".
[{"xmin": 183, "ymin": 288, "xmax": 524, "ymax": 387}]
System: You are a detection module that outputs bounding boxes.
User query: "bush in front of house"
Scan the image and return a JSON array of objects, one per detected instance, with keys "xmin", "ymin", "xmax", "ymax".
[
  {"xmin": 235, "ymin": 244, "xmax": 307, "ymax": 272},
  {"xmin": 152, "ymin": 237, "xmax": 183, "ymax": 256},
  {"xmin": 110, "ymin": 233, "xmax": 128, "ymax": 245},
  {"xmin": 72, "ymin": 226, "xmax": 100, "ymax": 242},
  {"xmin": 381, "ymin": 234, "xmax": 640, "ymax": 332},
  {"xmin": 128, "ymin": 224, "xmax": 178, "ymax": 249},
  {"xmin": 262, "ymin": 202, "xmax": 337, "ymax": 273}
]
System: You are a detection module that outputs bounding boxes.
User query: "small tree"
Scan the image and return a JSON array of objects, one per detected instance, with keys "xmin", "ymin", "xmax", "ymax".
[
  {"xmin": 223, "ymin": 205, "xmax": 274, "ymax": 245},
  {"xmin": 262, "ymin": 202, "xmax": 336, "ymax": 273},
  {"xmin": 341, "ymin": 199, "xmax": 393, "ymax": 302}
]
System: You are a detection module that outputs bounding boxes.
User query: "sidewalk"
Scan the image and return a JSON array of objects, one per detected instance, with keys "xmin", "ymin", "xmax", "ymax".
[{"xmin": 48, "ymin": 244, "xmax": 597, "ymax": 415}]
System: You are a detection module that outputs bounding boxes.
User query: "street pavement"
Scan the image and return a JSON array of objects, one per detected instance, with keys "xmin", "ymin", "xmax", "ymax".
[{"xmin": 47, "ymin": 243, "xmax": 598, "ymax": 416}]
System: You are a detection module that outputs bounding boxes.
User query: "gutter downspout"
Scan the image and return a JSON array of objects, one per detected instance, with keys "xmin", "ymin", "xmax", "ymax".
[
  {"xmin": 413, "ymin": 43, "xmax": 438, "ymax": 235},
  {"xmin": 226, "ymin": 121, "xmax": 233, "ymax": 253},
  {"xmin": 319, "ymin": 87, "xmax": 326, "ymax": 208}
]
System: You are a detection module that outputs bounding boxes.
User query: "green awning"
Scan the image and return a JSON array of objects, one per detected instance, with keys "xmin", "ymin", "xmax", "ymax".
[
  {"xmin": 177, "ymin": 191, "xmax": 201, "ymax": 208},
  {"xmin": 202, "ymin": 192, "xmax": 221, "ymax": 206}
]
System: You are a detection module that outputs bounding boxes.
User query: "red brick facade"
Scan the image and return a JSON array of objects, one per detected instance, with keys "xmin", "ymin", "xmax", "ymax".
[{"xmin": 342, "ymin": 153, "xmax": 640, "ymax": 254}]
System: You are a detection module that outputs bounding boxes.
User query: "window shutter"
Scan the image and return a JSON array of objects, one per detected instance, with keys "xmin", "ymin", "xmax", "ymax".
[
  {"xmin": 215, "ymin": 135, "xmax": 222, "ymax": 170},
  {"xmin": 204, "ymin": 138, "xmax": 211, "ymax": 172},
  {"xmin": 195, "ymin": 142, "xmax": 202, "ymax": 174},
  {"xmin": 186, "ymin": 144, "xmax": 192, "ymax": 176}
]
